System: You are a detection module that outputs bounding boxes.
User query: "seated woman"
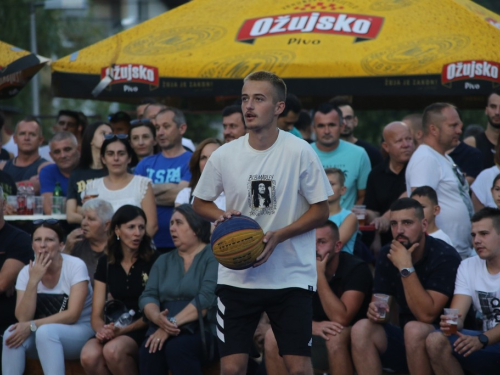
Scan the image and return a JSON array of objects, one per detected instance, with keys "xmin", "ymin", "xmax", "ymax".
[
  {"xmin": 85, "ymin": 135, "xmax": 158, "ymax": 237},
  {"xmin": 65, "ymin": 198, "xmax": 114, "ymax": 286},
  {"xmin": 175, "ymin": 138, "xmax": 225, "ymax": 210},
  {"xmin": 80, "ymin": 205, "xmax": 158, "ymax": 375},
  {"xmin": 139, "ymin": 204, "xmax": 218, "ymax": 375},
  {"xmin": 2, "ymin": 220, "xmax": 94, "ymax": 375}
]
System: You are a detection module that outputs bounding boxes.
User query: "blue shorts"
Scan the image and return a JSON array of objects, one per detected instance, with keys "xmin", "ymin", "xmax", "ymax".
[
  {"xmin": 379, "ymin": 324, "xmax": 409, "ymax": 374},
  {"xmin": 443, "ymin": 329, "xmax": 500, "ymax": 375}
]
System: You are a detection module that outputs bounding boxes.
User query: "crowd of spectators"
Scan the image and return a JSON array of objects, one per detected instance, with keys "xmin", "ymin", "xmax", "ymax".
[{"xmin": 0, "ymin": 86, "xmax": 500, "ymax": 375}]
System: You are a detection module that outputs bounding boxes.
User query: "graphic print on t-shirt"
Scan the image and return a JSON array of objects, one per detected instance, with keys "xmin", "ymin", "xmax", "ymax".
[
  {"xmin": 477, "ymin": 290, "xmax": 500, "ymax": 331},
  {"xmin": 248, "ymin": 175, "xmax": 276, "ymax": 216}
]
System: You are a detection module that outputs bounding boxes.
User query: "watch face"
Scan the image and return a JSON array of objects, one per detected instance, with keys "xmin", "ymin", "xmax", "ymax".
[{"xmin": 479, "ymin": 334, "xmax": 488, "ymax": 346}]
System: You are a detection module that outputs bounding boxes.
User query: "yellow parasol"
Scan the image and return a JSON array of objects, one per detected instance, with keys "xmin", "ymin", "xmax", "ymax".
[{"xmin": 51, "ymin": 0, "xmax": 500, "ymax": 107}]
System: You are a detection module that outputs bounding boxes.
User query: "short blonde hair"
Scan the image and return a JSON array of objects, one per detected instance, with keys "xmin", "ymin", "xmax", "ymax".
[{"xmin": 244, "ymin": 71, "xmax": 287, "ymax": 103}]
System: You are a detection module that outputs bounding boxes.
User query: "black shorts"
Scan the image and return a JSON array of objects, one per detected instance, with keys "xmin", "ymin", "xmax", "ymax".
[{"xmin": 216, "ymin": 285, "xmax": 313, "ymax": 358}]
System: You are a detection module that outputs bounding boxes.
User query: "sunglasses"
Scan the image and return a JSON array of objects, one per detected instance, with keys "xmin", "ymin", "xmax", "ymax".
[
  {"xmin": 130, "ymin": 118, "xmax": 153, "ymax": 127},
  {"xmin": 33, "ymin": 219, "xmax": 59, "ymax": 226},
  {"xmin": 104, "ymin": 134, "xmax": 128, "ymax": 141}
]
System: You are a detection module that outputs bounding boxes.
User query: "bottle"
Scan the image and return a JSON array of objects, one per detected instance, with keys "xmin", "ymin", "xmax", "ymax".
[
  {"xmin": 25, "ymin": 183, "xmax": 35, "ymax": 215},
  {"xmin": 16, "ymin": 183, "xmax": 26, "ymax": 215},
  {"xmin": 114, "ymin": 310, "xmax": 135, "ymax": 328},
  {"xmin": 52, "ymin": 182, "xmax": 63, "ymax": 214}
]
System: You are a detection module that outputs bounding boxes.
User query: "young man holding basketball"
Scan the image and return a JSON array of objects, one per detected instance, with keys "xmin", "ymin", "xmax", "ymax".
[{"xmin": 193, "ymin": 71, "xmax": 332, "ymax": 375}]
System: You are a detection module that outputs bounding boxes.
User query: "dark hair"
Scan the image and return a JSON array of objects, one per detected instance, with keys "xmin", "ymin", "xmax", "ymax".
[
  {"xmin": 32, "ymin": 221, "xmax": 65, "ymax": 243},
  {"xmin": 487, "ymin": 88, "xmax": 500, "ymax": 104},
  {"xmin": 389, "ymin": 198, "xmax": 424, "ymax": 220},
  {"xmin": 109, "ymin": 111, "xmax": 131, "ymax": 124},
  {"xmin": 100, "ymin": 137, "xmax": 135, "ymax": 169},
  {"xmin": 57, "ymin": 110, "xmax": 80, "ymax": 124},
  {"xmin": 279, "ymin": 93, "xmax": 302, "ymax": 118},
  {"xmin": 471, "ymin": 207, "xmax": 500, "ymax": 233},
  {"xmin": 317, "ymin": 220, "xmax": 339, "ymax": 240},
  {"xmin": 222, "ymin": 105, "xmax": 244, "ymax": 127},
  {"xmin": 295, "ymin": 110, "xmax": 311, "ymax": 132},
  {"xmin": 188, "ymin": 138, "xmax": 222, "ymax": 191},
  {"xmin": 422, "ymin": 103, "xmax": 457, "ymax": 134},
  {"xmin": 173, "ymin": 204, "xmax": 211, "ymax": 244},
  {"xmin": 79, "ymin": 121, "xmax": 112, "ymax": 169},
  {"xmin": 492, "ymin": 173, "xmax": 500, "ymax": 189},
  {"xmin": 314, "ymin": 103, "xmax": 343, "ymax": 123},
  {"xmin": 411, "ymin": 186, "xmax": 439, "ymax": 206},
  {"xmin": 78, "ymin": 111, "xmax": 88, "ymax": 135},
  {"xmin": 244, "ymin": 71, "xmax": 287, "ymax": 102},
  {"xmin": 0, "ymin": 111, "xmax": 4, "ymax": 130},
  {"xmin": 463, "ymin": 124, "xmax": 484, "ymax": 140},
  {"xmin": 107, "ymin": 205, "xmax": 154, "ymax": 264}
]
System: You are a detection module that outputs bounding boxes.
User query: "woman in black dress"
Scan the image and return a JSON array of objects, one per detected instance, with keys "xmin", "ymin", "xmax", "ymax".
[{"xmin": 80, "ymin": 205, "xmax": 158, "ymax": 375}]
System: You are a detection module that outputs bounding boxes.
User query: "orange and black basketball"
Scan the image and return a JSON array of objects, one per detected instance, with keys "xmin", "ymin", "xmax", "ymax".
[{"xmin": 211, "ymin": 215, "xmax": 265, "ymax": 270}]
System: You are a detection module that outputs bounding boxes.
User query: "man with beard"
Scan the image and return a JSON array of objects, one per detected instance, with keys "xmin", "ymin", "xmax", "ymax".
[
  {"xmin": 406, "ymin": 103, "xmax": 473, "ymax": 259},
  {"xmin": 351, "ymin": 198, "xmax": 461, "ymax": 375},
  {"xmin": 311, "ymin": 103, "xmax": 371, "ymax": 210},
  {"xmin": 464, "ymin": 89, "xmax": 500, "ymax": 169}
]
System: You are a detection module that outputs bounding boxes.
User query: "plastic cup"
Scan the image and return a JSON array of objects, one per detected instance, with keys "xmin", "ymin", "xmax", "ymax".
[
  {"xmin": 34, "ymin": 196, "xmax": 44, "ymax": 215},
  {"xmin": 444, "ymin": 308, "xmax": 459, "ymax": 334},
  {"xmin": 85, "ymin": 186, "xmax": 99, "ymax": 200},
  {"xmin": 352, "ymin": 205, "xmax": 367, "ymax": 226},
  {"xmin": 374, "ymin": 293, "xmax": 390, "ymax": 319},
  {"xmin": 6, "ymin": 195, "xmax": 17, "ymax": 211}
]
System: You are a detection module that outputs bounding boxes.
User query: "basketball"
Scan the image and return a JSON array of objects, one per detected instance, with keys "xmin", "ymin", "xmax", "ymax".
[{"xmin": 211, "ymin": 215, "xmax": 265, "ymax": 270}]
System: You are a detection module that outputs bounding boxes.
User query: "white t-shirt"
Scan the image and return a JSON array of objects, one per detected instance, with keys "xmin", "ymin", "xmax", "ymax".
[
  {"xmin": 429, "ymin": 229, "xmax": 454, "ymax": 247},
  {"xmin": 194, "ymin": 130, "xmax": 333, "ymax": 291},
  {"xmin": 16, "ymin": 253, "xmax": 93, "ymax": 324},
  {"xmin": 454, "ymin": 256, "xmax": 500, "ymax": 331},
  {"xmin": 175, "ymin": 187, "xmax": 226, "ymax": 210},
  {"xmin": 85, "ymin": 175, "xmax": 151, "ymax": 213},
  {"xmin": 471, "ymin": 165, "xmax": 500, "ymax": 208},
  {"xmin": 406, "ymin": 144, "xmax": 473, "ymax": 259}
]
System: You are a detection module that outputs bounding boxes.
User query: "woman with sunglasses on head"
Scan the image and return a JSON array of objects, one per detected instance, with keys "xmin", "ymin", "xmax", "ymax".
[
  {"xmin": 128, "ymin": 119, "xmax": 158, "ymax": 171},
  {"xmin": 175, "ymin": 138, "xmax": 225, "ymax": 209},
  {"xmin": 80, "ymin": 205, "xmax": 158, "ymax": 375},
  {"xmin": 66, "ymin": 121, "xmax": 113, "ymax": 224},
  {"xmin": 138, "ymin": 204, "xmax": 218, "ymax": 375},
  {"xmin": 84, "ymin": 134, "xmax": 158, "ymax": 237},
  {"xmin": 2, "ymin": 220, "xmax": 94, "ymax": 375}
]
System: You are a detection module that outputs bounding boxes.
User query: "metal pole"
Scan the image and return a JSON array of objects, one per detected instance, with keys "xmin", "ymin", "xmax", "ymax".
[{"xmin": 29, "ymin": 2, "xmax": 40, "ymax": 117}]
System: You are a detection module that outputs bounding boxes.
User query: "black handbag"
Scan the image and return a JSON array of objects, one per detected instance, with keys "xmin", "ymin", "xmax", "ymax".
[{"xmin": 35, "ymin": 293, "xmax": 69, "ymax": 319}]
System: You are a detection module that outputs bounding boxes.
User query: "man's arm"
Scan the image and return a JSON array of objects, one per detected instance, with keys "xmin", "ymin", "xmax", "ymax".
[
  {"xmin": 389, "ymin": 241, "xmax": 450, "ymax": 323},
  {"xmin": 152, "ymin": 181, "xmax": 189, "ymax": 206},
  {"xmin": 0, "ymin": 258, "xmax": 25, "ymax": 294},
  {"xmin": 41, "ymin": 192, "xmax": 52, "ymax": 215},
  {"xmin": 254, "ymin": 201, "xmax": 329, "ymax": 266},
  {"xmin": 192, "ymin": 197, "xmax": 226, "ymax": 222}
]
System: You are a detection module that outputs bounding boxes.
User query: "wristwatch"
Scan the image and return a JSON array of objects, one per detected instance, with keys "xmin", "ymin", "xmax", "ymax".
[
  {"xmin": 30, "ymin": 321, "xmax": 37, "ymax": 332},
  {"xmin": 168, "ymin": 317, "xmax": 177, "ymax": 326},
  {"xmin": 478, "ymin": 333, "xmax": 489, "ymax": 348},
  {"xmin": 400, "ymin": 267, "xmax": 415, "ymax": 278}
]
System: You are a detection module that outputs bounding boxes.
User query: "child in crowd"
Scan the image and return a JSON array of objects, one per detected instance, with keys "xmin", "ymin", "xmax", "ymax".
[
  {"xmin": 325, "ymin": 168, "xmax": 357, "ymax": 254},
  {"xmin": 410, "ymin": 186, "xmax": 454, "ymax": 246},
  {"xmin": 491, "ymin": 173, "xmax": 500, "ymax": 209}
]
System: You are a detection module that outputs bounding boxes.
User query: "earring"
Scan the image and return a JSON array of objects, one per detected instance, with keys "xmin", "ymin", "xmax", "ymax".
[{"xmin": 117, "ymin": 235, "xmax": 120, "ymax": 241}]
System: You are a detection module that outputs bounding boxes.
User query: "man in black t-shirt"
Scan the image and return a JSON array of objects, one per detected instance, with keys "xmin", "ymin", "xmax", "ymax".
[
  {"xmin": 351, "ymin": 198, "xmax": 461, "ymax": 375},
  {"xmin": 265, "ymin": 221, "xmax": 372, "ymax": 375},
  {"xmin": 0, "ymin": 187, "xmax": 33, "ymax": 370}
]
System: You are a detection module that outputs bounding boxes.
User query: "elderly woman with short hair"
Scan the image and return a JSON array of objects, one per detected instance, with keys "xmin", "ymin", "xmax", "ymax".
[{"xmin": 65, "ymin": 199, "xmax": 114, "ymax": 286}]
